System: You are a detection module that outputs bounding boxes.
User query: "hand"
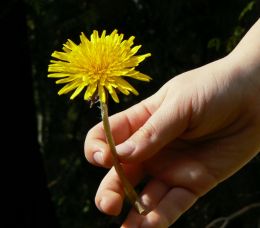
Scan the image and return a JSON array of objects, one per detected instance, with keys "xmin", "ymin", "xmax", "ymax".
[{"xmin": 85, "ymin": 20, "xmax": 260, "ymax": 227}]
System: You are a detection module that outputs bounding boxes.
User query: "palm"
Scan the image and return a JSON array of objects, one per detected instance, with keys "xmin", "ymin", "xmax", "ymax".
[{"xmin": 141, "ymin": 72, "xmax": 259, "ymax": 189}]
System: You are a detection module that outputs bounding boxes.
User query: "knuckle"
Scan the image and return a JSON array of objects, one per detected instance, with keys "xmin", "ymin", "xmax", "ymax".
[{"xmin": 138, "ymin": 121, "xmax": 158, "ymax": 142}]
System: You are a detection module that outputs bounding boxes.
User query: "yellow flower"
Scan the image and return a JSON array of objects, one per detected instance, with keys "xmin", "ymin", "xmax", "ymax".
[{"xmin": 48, "ymin": 29, "xmax": 151, "ymax": 103}]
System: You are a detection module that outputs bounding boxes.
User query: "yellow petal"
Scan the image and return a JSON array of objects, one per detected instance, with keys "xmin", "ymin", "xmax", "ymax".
[
  {"xmin": 55, "ymin": 77, "xmax": 75, "ymax": 84},
  {"xmin": 84, "ymin": 82, "xmax": 97, "ymax": 100},
  {"xmin": 117, "ymin": 34, "xmax": 124, "ymax": 44},
  {"xmin": 110, "ymin": 68, "xmax": 134, "ymax": 76},
  {"xmin": 129, "ymin": 45, "xmax": 141, "ymax": 56},
  {"xmin": 114, "ymin": 77, "xmax": 139, "ymax": 95},
  {"xmin": 126, "ymin": 71, "xmax": 152, "ymax": 81},
  {"xmin": 48, "ymin": 72, "xmax": 70, "ymax": 78},
  {"xmin": 110, "ymin": 29, "xmax": 118, "ymax": 38},
  {"xmin": 101, "ymin": 30, "xmax": 106, "ymax": 39},
  {"xmin": 70, "ymin": 84, "xmax": 85, "ymax": 99},
  {"xmin": 126, "ymin": 36, "xmax": 135, "ymax": 47},
  {"xmin": 48, "ymin": 62, "xmax": 70, "ymax": 73},
  {"xmin": 105, "ymin": 83, "xmax": 119, "ymax": 103},
  {"xmin": 98, "ymin": 84, "xmax": 106, "ymax": 103},
  {"xmin": 64, "ymin": 39, "xmax": 78, "ymax": 50},
  {"xmin": 91, "ymin": 30, "xmax": 99, "ymax": 43},
  {"xmin": 122, "ymin": 53, "xmax": 151, "ymax": 68},
  {"xmin": 58, "ymin": 81, "xmax": 80, "ymax": 95},
  {"xmin": 80, "ymin": 32, "xmax": 90, "ymax": 45},
  {"xmin": 117, "ymin": 86, "xmax": 130, "ymax": 95},
  {"xmin": 51, "ymin": 51, "xmax": 69, "ymax": 61}
]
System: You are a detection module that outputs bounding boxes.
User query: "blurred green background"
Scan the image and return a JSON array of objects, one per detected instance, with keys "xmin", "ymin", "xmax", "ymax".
[{"xmin": 6, "ymin": 0, "xmax": 260, "ymax": 227}]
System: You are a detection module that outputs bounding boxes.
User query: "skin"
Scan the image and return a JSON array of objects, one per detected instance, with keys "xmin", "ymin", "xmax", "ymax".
[{"xmin": 85, "ymin": 19, "xmax": 260, "ymax": 227}]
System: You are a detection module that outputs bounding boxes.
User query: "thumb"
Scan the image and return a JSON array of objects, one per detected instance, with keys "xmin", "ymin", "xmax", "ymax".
[{"xmin": 116, "ymin": 97, "xmax": 189, "ymax": 163}]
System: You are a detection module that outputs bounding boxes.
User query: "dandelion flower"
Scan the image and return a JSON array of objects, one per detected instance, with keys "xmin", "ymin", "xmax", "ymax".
[
  {"xmin": 48, "ymin": 29, "xmax": 151, "ymax": 103},
  {"xmin": 48, "ymin": 29, "xmax": 152, "ymax": 215}
]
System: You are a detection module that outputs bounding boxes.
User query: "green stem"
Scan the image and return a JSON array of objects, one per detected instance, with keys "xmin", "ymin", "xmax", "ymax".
[{"xmin": 100, "ymin": 101, "xmax": 148, "ymax": 215}]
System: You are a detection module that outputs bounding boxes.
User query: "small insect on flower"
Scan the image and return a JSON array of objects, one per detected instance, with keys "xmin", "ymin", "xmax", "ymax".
[{"xmin": 48, "ymin": 29, "xmax": 151, "ymax": 104}]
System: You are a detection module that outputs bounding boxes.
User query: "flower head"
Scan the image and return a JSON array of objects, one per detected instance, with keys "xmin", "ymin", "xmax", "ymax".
[{"xmin": 48, "ymin": 29, "xmax": 151, "ymax": 103}]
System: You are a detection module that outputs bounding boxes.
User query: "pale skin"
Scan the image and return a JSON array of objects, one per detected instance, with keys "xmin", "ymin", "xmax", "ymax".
[{"xmin": 85, "ymin": 19, "xmax": 260, "ymax": 227}]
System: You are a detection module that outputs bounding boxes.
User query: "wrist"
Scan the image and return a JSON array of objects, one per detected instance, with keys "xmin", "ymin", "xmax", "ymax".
[{"xmin": 226, "ymin": 19, "xmax": 260, "ymax": 91}]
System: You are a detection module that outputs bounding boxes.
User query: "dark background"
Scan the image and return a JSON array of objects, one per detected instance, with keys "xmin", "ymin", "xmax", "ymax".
[{"xmin": 2, "ymin": 0, "xmax": 259, "ymax": 227}]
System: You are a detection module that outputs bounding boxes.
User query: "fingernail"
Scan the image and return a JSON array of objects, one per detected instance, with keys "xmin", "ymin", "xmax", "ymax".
[
  {"xmin": 93, "ymin": 151, "xmax": 103, "ymax": 164},
  {"xmin": 140, "ymin": 194, "xmax": 151, "ymax": 208},
  {"xmin": 116, "ymin": 141, "xmax": 135, "ymax": 157}
]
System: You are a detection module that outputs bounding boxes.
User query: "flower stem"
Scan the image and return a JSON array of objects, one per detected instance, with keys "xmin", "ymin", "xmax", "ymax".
[{"xmin": 100, "ymin": 101, "xmax": 148, "ymax": 215}]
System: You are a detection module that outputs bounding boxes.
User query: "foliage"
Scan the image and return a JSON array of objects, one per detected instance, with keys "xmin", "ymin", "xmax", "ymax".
[
  {"xmin": 24, "ymin": 0, "xmax": 260, "ymax": 227},
  {"xmin": 208, "ymin": 0, "xmax": 258, "ymax": 53}
]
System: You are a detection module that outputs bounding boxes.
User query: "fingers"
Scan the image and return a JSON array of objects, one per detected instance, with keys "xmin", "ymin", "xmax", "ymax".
[
  {"xmin": 122, "ymin": 187, "xmax": 197, "ymax": 228},
  {"xmin": 85, "ymin": 90, "xmax": 164, "ymax": 167},
  {"xmin": 122, "ymin": 160, "xmax": 214, "ymax": 227},
  {"xmin": 115, "ymin": 95, "xmax": 190, "ymax": 163},
  {"xmin": 95, "ymin": 164, "xmax": 144, "ymax": 216},
  {"xmin": 95, "ymin": 148, "xmax": 218, "ymax": 222},
  {"xmin": 85, "ymin": 101, "xmax": 153, "ymax": 167},
  {"xmin": 85, "ymin": 81, "xmax": 191, "ymax": 166},
  {"xmin": 121, "ymin": 179, "xmax": 170, "ymax": 227}
]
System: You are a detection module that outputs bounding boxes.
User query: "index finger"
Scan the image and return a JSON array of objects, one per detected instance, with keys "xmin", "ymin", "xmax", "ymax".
[{"xmin": 84, "ymin": 93, "xmax": 162, "ymax": 167}]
